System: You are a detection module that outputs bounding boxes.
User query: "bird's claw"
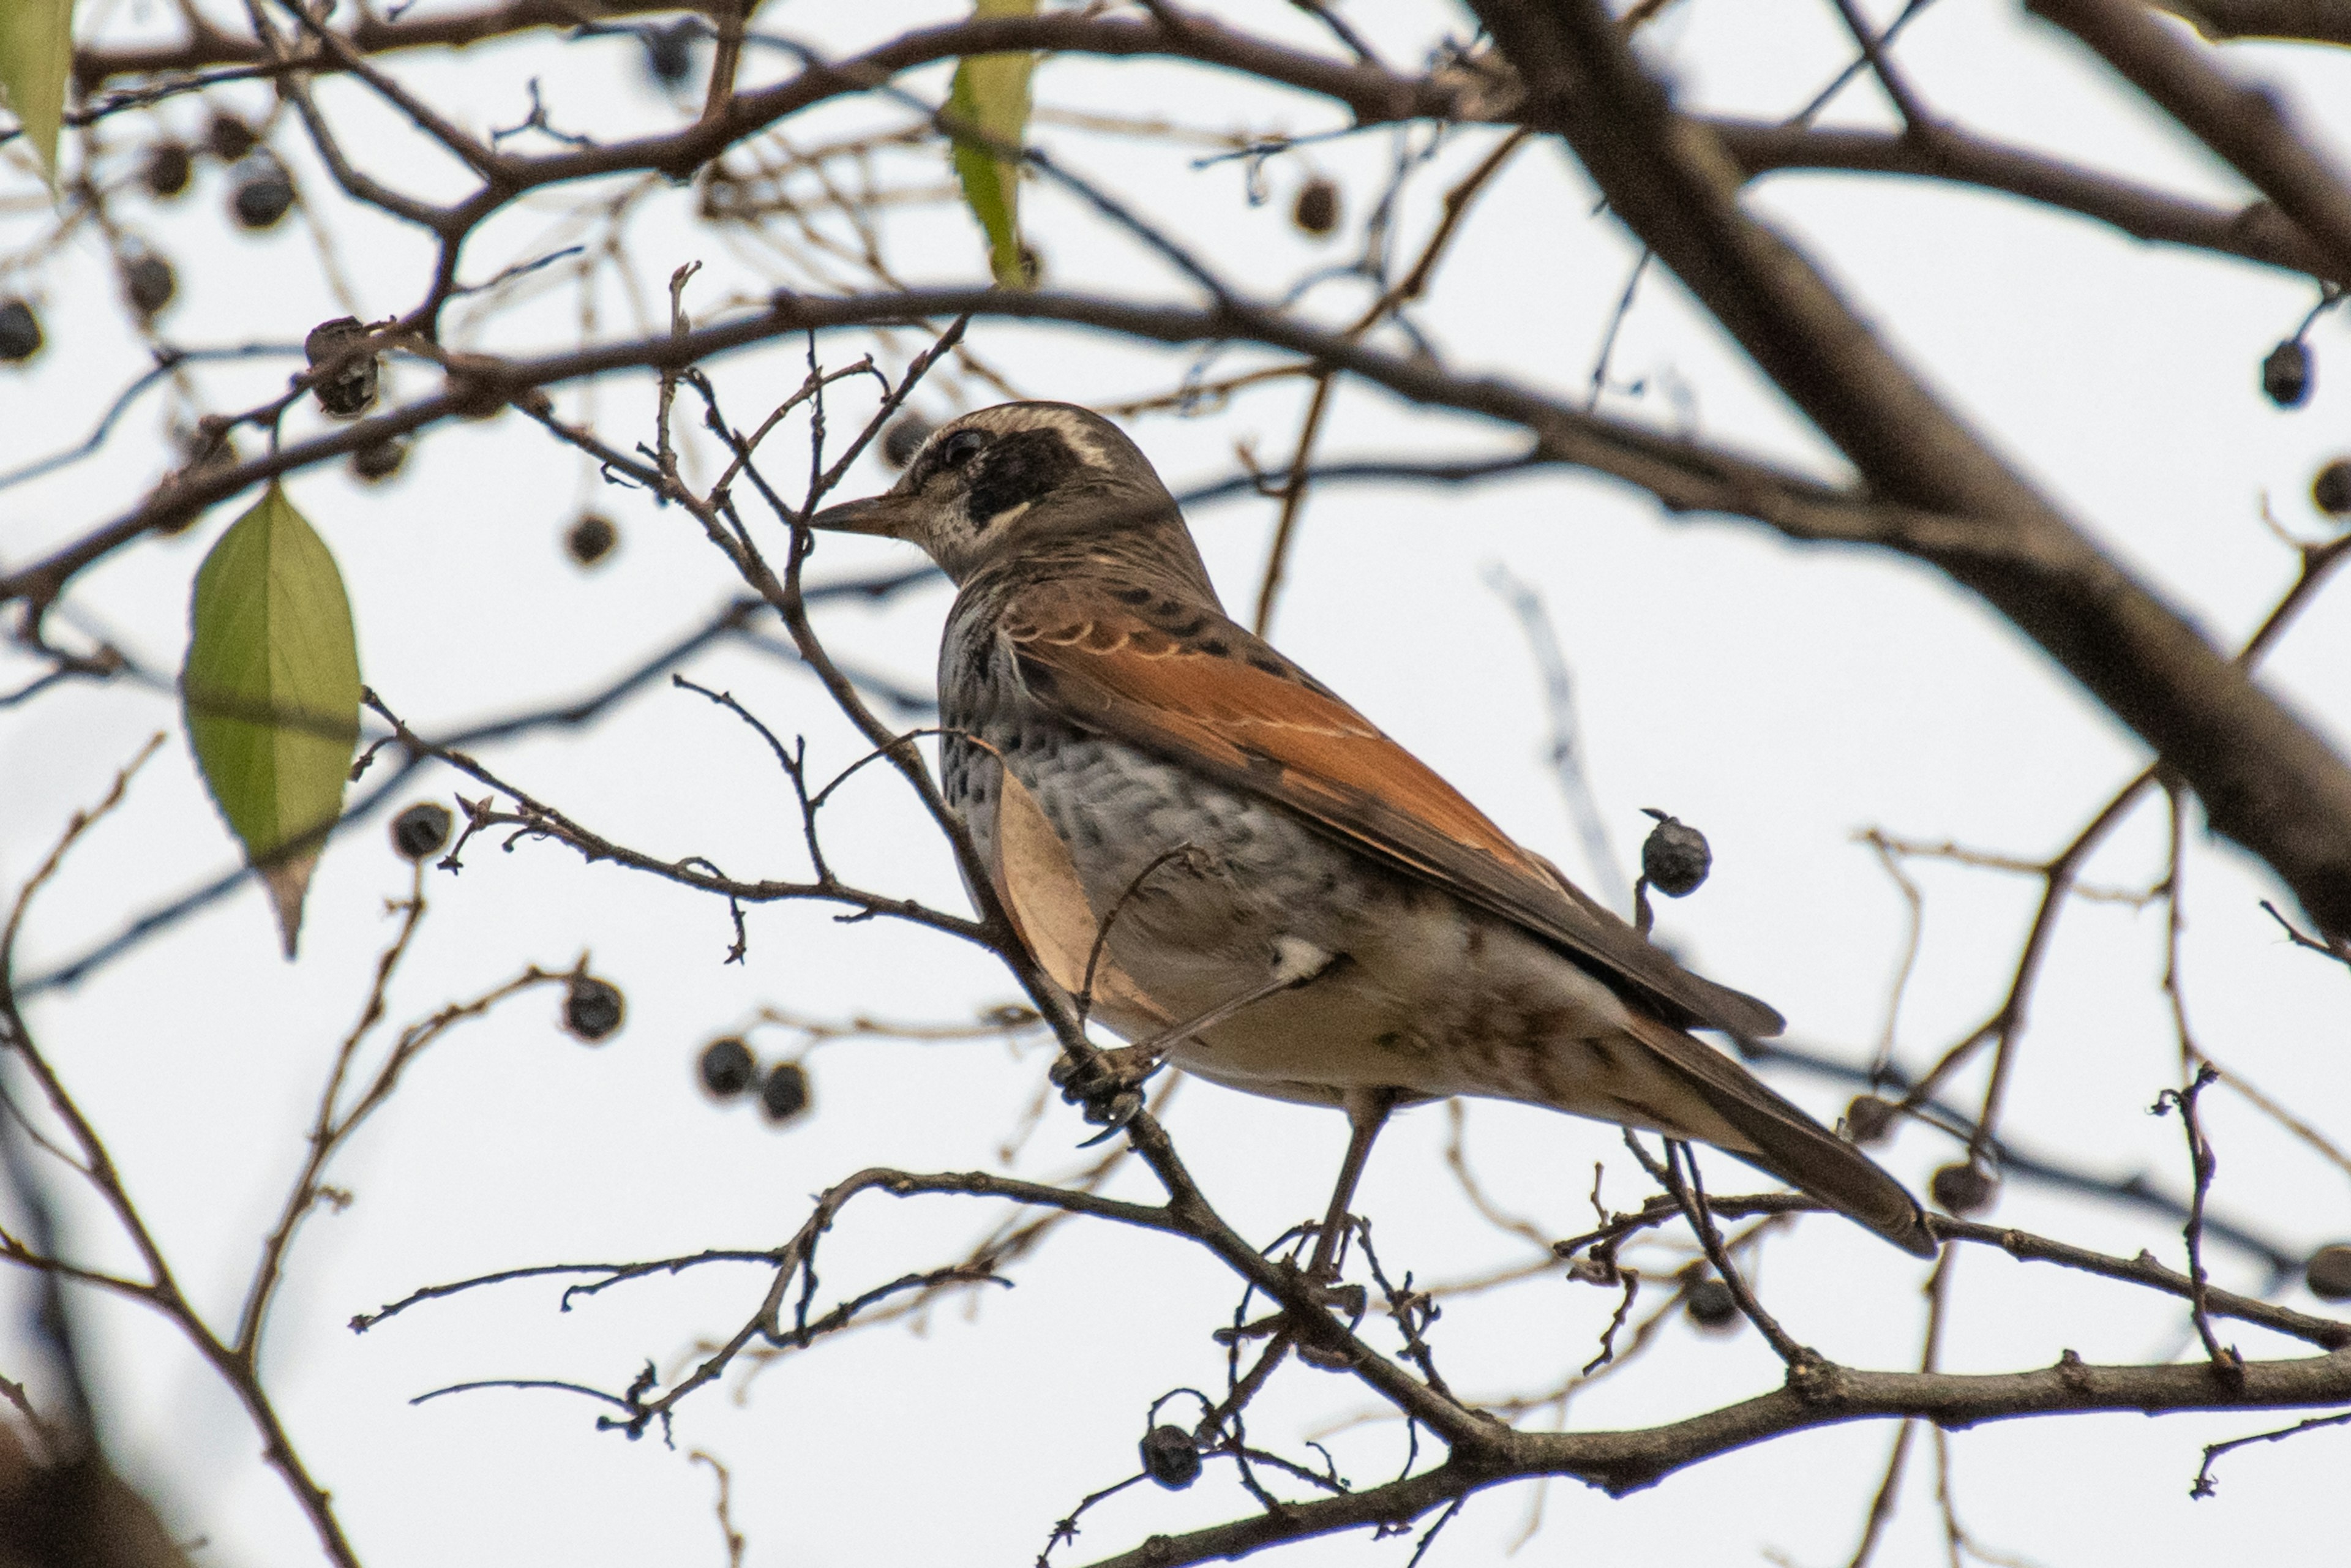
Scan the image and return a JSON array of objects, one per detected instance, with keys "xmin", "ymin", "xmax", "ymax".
[
  {"xmin": 1286, "ymin": 1275, "xmax": 1368, "ymax": 1369},
  {"xmin": 1301, "ymin": 1280, "xmax": 1367, "ymax": 1315},
  {"xmin": 1074, "ymin": 1091, "xmax": 1144, "ymax": 1146},
  {"xmin": 1051, "ymin": 1046, "xmax": 1161, "ymax": 1143}
]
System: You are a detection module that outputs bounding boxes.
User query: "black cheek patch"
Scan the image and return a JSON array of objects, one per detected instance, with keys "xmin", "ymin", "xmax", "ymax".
[{"xmin": 967, "ymin": 427, "xmax": 1081, "ymax": 529}]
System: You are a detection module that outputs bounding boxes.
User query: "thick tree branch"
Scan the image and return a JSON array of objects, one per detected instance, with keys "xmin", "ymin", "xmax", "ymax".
[
  {"xmin": 1469, "ymin": 0, "xmax": 2351, "ymax": 940},
  {"xmin": 2151, "ymin": 0, "xmax": 2351, "ymax": 46},
  {"xmin": 1079, "ymin": 1349, "xmax": 2351, "ymax": 1566},
  {"xmin": 1717, "ymin": 118, "xmax": 2347, "ymax": 285},
  {"xmin": 2033, "ymin": 0, "xmax": 2351, "ymax": 277}
]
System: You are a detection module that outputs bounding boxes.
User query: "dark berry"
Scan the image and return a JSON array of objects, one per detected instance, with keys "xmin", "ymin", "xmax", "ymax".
[
  {"xmin": 351, "ymin": 438, "xmax": 407, "ymax": 483},
  {"xmin": 304, "ymin": 317, "xmax": 378, "ymax": 417},
  {"xmin": 1844, "ymin": 1095, "xmax": 1896, "ymax": 1146},
  {"xmin": 642, "ymin": 20, "xmax": 698, "ymax": 86},
  {"xmin": 1684, "ymin": 1277, "xmax": 1739, "ymax": 1330},
  {"xmin": 390, "ymin": 802, "xmax": 452, "ymax": 861},
  {"xmin": 759, "ymin": 1061, "xmax": 811, "ymax": 1121},
  {"xmin": 700, "ymin": 1037, "xmax": 756, "ymax": 1098},
  {"xmin": 2306, "ymin": 1244, "xmax": 2351, "ymax": 1303},
  {"xmin": 144, "ymin": 142, "xmax": 193, "ymax": 198},
  {"xmin": 1930, "ymin": 1162, "xmax": 1995, "ymax": 1217},
  {"xmin": 1640, "ymin": 809, "xmax": 1712, "ymax": 898},
  {"xmin": 1292, "ymin": 177, "xmax": 1339, "ymax": 237},
  {"xmin": 123, "ymin": 254, "xmax": 176, "ymax": 318},
  {"xmin": 563, "ymin": 977, "xmax": 626, "ymax": 1043},
  {"xmin": 882, "ymin": 411, "xmax": 934, "ymax": 468},
  {"xmin": 2263, "ymin": 339, "xmax": 2312, "ymax": 408},
  {"xmin": 565, "ymin": 513, "xmax": 618, "ymax": 567},
  {"xmin": 206, "ymin": 113, "xmax": 258, "ymax": 163},
  {"xmin": 2314, "ymin": 459, "xmax": 2351, "ymax": 518},
  {"xmin": 232, "ymin": 158, "xmax": 295, "ymax": 230},
  {"xmin": 0, "ymin": 299, "xmax": 41, "ymax": 362},
  {"xmin": 1138, "ymin": 1425, "xmax": 1201, "ymax": 1489}
]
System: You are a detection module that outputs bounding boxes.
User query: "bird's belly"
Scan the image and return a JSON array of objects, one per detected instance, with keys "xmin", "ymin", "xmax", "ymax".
[{"xmin": 994, "ymin": 731, "xmax": 1631, "ymax": 1108}]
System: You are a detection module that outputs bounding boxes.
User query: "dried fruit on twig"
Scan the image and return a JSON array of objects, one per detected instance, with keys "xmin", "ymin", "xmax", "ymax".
[
  {"xmin": 1640, "ymin": 809, "xmax": 1711, "ymax": 898},
  {"xmin": 565, "ymin": 513, "xmax": 618, "ymax": 567},
  {"xmin": 700, "ymin": 1037, "xmax": 756, "ymax": 1098},
  {"xmin": 0, "ymin": 299, "xmax": 41, "ymax": 363},
  {"xmin": 883, "ymin": 411, "xmax": 934, "ymax": 468},
  {"xmin": 351, "ymin": 438, "xmax": 407, "ymax": 484},
  {"xmin": 1138, "ymin": 1425, "xmax": 1201, "ymax": 1489},
  {"xmin": 1843, "ymin": 1094, "xmax": 1896, "ymax": 1146},
  {"xmin": 1929, "ymin": 1161, "xmax": 1995, "ymax": 1216},
  {"xmin": 206, "ymin": 113, "xmax": 257, "ymax": 162},
  {"xmin": 563, "ymin": 977, "xmax": 626, "ymax": 1043},
  {"xmin": 2313, "ymin": 459, "xmax": 2351, "ymax": 519},
  {"xmin": 122, "ymin": 253, "xmax": 176, "ymax": 318},
  {"xmin": 642, "ymin": 20, "xmax": 699, "ymax": 87},
  {"xmin": 759, "ymin": 1061, "xmax": 811, "ymax": 1122},
  {"xmin": 305, "ymin": 317, "xmax": 379, "ymax": 418},
  {"xmin": 1292, "ymin": 177, "xmax": 1339, "ymax": 237},
  {"xmin": 2306, "ymin": 1244, "xmax": 2351, "ymax": 1303},
  {"xmin": 390, "ymin": 803, "xmax": 452, "ymax": 861},
  {"xmin": 232, "ymin": 156, "xmax": 295, "ymax": 230},
  {"xmin": 1684, "ymin": 1276, "xmax": 1739, "ymax": 1330},
  {"xmin": 2263, "ymin": 339, "xmax": 2312, "ymax": 408},
  {"xmin": 143, "ymin": 141, "xmax": 193, "ymax": 198}
]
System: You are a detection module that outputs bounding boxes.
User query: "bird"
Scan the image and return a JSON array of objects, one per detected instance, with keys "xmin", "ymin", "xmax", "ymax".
[{"xmin": 812, "ymin": 400, "xmax": 1937, "ymax": 1263}]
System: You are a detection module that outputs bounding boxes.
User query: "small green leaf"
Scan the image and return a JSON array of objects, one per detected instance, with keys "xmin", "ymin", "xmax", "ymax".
[
  {"xmin": 181, "ymin": 483, "xmax": 362, "ymax": 958},
  {"xmin": 0, "ymin": 0, "xmax": 75, "ymax": 185},
  {"xmin": 947, "ymin": 0, "xmax": 1038, "ymax": 289}
]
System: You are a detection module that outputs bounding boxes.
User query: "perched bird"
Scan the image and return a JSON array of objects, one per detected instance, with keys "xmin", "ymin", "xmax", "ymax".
[{"xmin": 814, "ymin": 402, "xmax": 1935, "ymax": 1261}]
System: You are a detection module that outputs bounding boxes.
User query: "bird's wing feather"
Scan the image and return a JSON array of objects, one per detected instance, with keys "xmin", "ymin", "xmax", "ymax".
[
  {"xmin": 1614, "ymin": 1011, "xmax": 1935, "ymax": 1256},
  {"xmin": 1000, "ymin": 586, "xmax": 1785, "ymax": 1038}
]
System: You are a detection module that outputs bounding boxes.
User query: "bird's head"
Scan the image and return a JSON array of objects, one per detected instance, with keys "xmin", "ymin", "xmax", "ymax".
[{"xmin": 811, "ymin": 401, "xmax": 1190, "ymax": 585}]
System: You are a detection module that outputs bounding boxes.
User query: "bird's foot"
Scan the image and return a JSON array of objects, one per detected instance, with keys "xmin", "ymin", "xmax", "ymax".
[
  {"xmin": 1049, "ymin": 1044, "xmax": 1164, "ymax": 1142},
  {"xmin": 1286, "ymin": 1272, "xmax": 1369, "ymax": 1369}
]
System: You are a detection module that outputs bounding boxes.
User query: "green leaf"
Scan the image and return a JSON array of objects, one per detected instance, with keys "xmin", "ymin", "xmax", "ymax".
[
  {"xmin": 0, "ymin": 0, "xmax": 75, "ymax": 185},
  {"xmin": 181, "ymin": 483, "xmax": 362, "ymax": 959},
  {"xmin": 947, "ymin": 0, "xmax": 1038, "ymax": 289}
]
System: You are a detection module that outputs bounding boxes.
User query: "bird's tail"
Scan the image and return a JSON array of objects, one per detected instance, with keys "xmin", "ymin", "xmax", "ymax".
[{"xmin": 1599, "ymin": 1010, "xmax": 1937, "ymax": 1258}]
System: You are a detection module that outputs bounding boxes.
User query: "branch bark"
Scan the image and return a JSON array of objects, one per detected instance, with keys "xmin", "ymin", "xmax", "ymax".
[
  {"xmin": 1078, "ymin": 1349, "xmax": 2351, "ymax": 1567},
  {"xmin": 2150, "ymin": 0, "xmax": 2351, "ymax": 48},
  {"xmin": 1717, "ymin": 117, "xmax": 2347, "ymax": 285},
  {"xmin": 2033, "ymin": 0, "xmax": 2351, "ymax": 277}
]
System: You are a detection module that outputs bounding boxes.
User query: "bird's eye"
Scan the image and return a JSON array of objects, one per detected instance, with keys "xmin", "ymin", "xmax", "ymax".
[{"xmin": 938, "ymin": 428, "xmax": 989, "ymax": 469}]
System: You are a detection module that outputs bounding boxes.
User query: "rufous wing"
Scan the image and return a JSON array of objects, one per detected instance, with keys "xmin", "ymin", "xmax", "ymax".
[{"xmin": 999, "ymin": 585, "xmax": 1785, "ymax": 1040}]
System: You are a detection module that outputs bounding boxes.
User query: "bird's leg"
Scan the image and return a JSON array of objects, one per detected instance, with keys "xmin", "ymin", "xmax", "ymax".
[
  {"xmin": 1052, "ymin": 938, "xmax": 1336, "ymax": 1139},
  {"xmin": 1305, "ymin": 1086, "xmax": 1399, "ymax": 1283}
]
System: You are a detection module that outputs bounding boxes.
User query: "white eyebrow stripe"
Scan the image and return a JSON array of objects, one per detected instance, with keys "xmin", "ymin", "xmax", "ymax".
[
  {"xmin": 963, "ymin": 403, "xmax": 1116, "ymax": 470},
  {"xmin": 1029, "ymin": 407, "xmax": 1114, "ymax": 469}
]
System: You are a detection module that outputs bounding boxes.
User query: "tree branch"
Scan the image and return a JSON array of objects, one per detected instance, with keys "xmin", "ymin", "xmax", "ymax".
[
  {"xmin": 1470, "ymin": 0, "xmax": 2351, "ymax": 940},
  {"xmin": 2033, "ymin": 0, "xmax": 2351, "ymax": 278}
]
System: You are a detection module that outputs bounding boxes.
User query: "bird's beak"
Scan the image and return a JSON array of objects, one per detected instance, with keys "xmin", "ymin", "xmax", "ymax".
[{"xmin": 809, "ymin": 492, "xmax": 915, "ymax": 537}]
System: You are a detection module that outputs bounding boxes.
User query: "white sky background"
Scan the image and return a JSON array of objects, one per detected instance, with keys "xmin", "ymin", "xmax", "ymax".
[{"xmin": 4, "ymin": 1, "xmax": 2351, "ymax": 1564}]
